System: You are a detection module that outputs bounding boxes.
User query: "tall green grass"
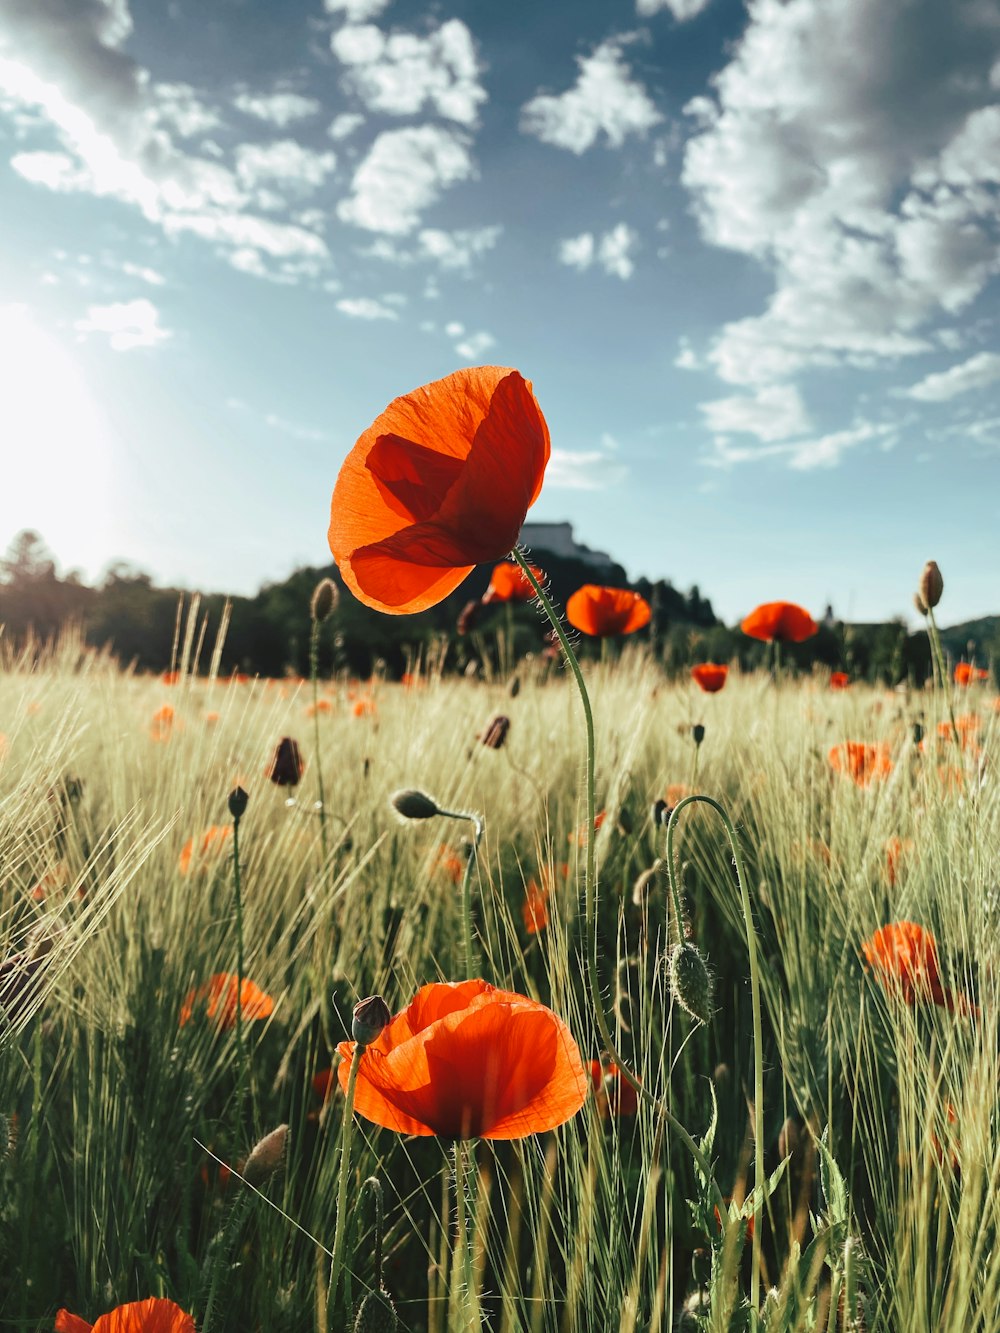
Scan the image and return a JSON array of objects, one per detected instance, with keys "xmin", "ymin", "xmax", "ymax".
[{"xmin": 1, "ymin": 624, "xmax": 997, "ymax": 1331}]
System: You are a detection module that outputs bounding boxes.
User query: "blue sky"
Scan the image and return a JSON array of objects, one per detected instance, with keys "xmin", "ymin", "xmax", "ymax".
[{"xmin": 2, "ymin": 0, "xmax": 999, "ymax": 627}]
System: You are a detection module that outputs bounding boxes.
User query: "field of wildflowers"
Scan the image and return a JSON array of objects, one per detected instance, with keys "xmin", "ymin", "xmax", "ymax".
[{"xmin": 1, "ymin": 367, "xmax": 998, "ymax": 1332}]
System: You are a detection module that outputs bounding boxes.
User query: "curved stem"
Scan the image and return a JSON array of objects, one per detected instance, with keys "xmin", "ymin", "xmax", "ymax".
[
  {"xmin": 230, "ymin": 813, "xmax": 247, "ymax": 1130},
  {"xmin": 310, "ymin": 619, "xmax": 330, "ymax": 865},
  {"xmin": 437, "ymin": 809, "xmax": 483, "ymax": 977},
  {"xmin": 328, "ymin": 1042, "xmax": 365, "ymax": 1324},
  {"xmin": 927, "ymin": 607, "xmax": 962, "ymax": 753},
  {"xmin": 360, "ymin": 1176, "xmax": 385, "ymax": 1289},
  {"xmin": 510, "ymin": 549, "xmax": 723, "ymax": 1209},
  {"xmin": 664, "ymin": 793, "xmax": 764, "ymax": 1314}
]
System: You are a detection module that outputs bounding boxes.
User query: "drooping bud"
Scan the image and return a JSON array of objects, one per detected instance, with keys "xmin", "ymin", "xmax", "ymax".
[
  {"xmin": 390, "ymin": 788, "xmax": 441, "ymax": 821},
  {"xmin": 353, "ymin": 1288, "xmax": 398, "ymax": 1332},
  {"xmin": 268, "ymin": 737, "xmax": 304, "ymax": 787},
  {"xmin": 311, "ymin": 577, "xmax": 339, "ymax": 622},
  {"xmin": 912, "ymin": 721, "xmax": 924, "ymax": 746},
  {"xmin": 228, "ymin": 786, "xmax": 249, "ymax": 820},
  {"xmin": 631, "ymin": 859, "xmax": 666, "ymax": 908},
  {"xmin": 651, "ymin": 798, "xmax": 672, "ymax": 828},
  {"xmin": 352, "ymin": 995, "xmax": 391, "ymax": 1045},
  {"xmin": 457, "ymin": 599, "xmax": 481, "ymax": 636},
  {"xmin": 508, "ymin": 676, "xmax": 521, "ymax": 699},
  {"xmin": 919, "ymin": 561, "xmax": 943, "ymax": 610},
  {"xmin": 692, "ymin": 724, "xmax": 705, "ymax": 747},
  {"xmin": 668, "ymin": 942, "xmax": 714, "ymax": 1025},
  {"xmin": 243, "ymin": 1123, "xmax": 288, "ymax": 1189},
  {"xmin": 480, "ymin": 715, "xmax": 511, "ymax": 750}
]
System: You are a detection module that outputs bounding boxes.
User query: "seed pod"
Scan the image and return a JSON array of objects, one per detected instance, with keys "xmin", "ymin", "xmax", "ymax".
[
  {"xmin": 311, "ymin": 577, "xmax": 339, "ymax": 622},
  {"xmin": 480, "ymin": 715, "xmax": 510, "ymax": 750},
  {"xmin": 353, "ymin": 1288, "xmax": 398, "ymax": 1332},
  {"xmin": 243, "ymin": 1124, "xmax": 287, "ymax": 1188},
  {"xmin": 268, "ymin": 737, "xmax": 304, "ymax": 787},
  {"xmin": 692, "ymin": 724, "xmax": 705, "ymax": 747},
  {"xmin": 390, "ymin": 789, "xmax": 440, "ymax": 821},
  {"xmin": 918, "ymin": 561, "xmax": 943, "ymax": 610},
  {"xmin": 352, "ymin": 995, "xmax": 391, "ymax": 1045},
  {"xmin": 668, "ymin": 942, "xmax": 714, "ymax": 1025},
  {"xmin": 228, "ymin": 786, "xmax": 249, "ymax": 820}
]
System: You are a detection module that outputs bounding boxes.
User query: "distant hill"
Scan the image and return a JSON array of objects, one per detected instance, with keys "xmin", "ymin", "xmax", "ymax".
[{"xmin": 938, "ymin": 616, "xmax": 1000, "ymax": 666}]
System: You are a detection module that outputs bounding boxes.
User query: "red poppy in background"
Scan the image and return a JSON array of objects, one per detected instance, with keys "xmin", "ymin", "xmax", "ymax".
[
  {"xmin": 861, "ymin": 922, "xmax": 969, "ymax": 1013},
  {"xmin": 55, "ymin": 1298, "xmax": 195, "ymax": 1333},
  {"xmin": 328, "ymin": 367, "xmax": 550, "ymax": 615},
  {"xmin": 938, "ymin": 715, "xmax": 980, "ymax": 752},
  {"xmin": 483, "ymin": 561, "xmax": 545, "ymax": 604},
  {"xmin": 568, "ymin": 810, "xmax": 606, "ymax": 846},
  {"xmin": 691, "ymin": 663, "xmax": 728, "ymax": 693},
  {"xmin": 740, "ymin": 602, "xmax": 817, "ymax": 643},
  {"xmin": 522, "ymin": 877, "xmax": 550, "ymax": 934},
  {"xmin": 884, "ymin": 836, "xmax": 915, "ymax": 887},
  {"xmin": 828, "ymin": 742, "xmax": 893, "ymax": 787},
  {"xmin": 337, "ymin": 979, "xmax": 587, "ymax": 1139},
  {"xmin": 149, "ymin": 704, "xmax": 175, "ymax": 742},
  {"xmin": 589, "ymin": 1060, "xmax": 639, "ymax": 1117},
  {"xmin": 566, "ymin": 586, "xmax": 651, "ymax": 637},
  {"xmin": 179, "ymin": 972, "xmax": 274, "ymax": 1030},
  {"xmin": 178, "ymin": 825, "xmax": 231, "ymax": 875},
  {"xmin": 954, "ymin": 663, "xmax": 989, "ymax": 685},
  {"xmin": 161, "ymin": 671, "xmax": 180, "ymax": 686},
  {"xmin": 830, "ymin": 672, "xmax": 850, "ymax": 689}
]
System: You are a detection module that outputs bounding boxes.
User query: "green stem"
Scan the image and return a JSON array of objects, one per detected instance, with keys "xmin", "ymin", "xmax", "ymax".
[
  {"xmin": 231, "ymin": 813, "xmax": 247, "ymax": 1130},
  {"xmin": 452, "ymin": 1140, "xmax": 479, "ymax": 1330},
  {"xmin": 664, "ymin": 793, "xmax": 764, "ymax": 1315},
  {"xmin": 436, "ymin": 808, "xmax": 483, "ymax": 977},
  {"xmin": 202, "ymin": 1192, "xmax": 252, "ymax": 1333},
  {"xmin": 510, "ymin": 548, "xmax": 723, "ymax": 1210},
  {"xmin": 360, "ymin": 1176, "xmax": 385, "ymax": 1289},
  {"xmin": 927, "ymin": 607, "xmax": 962, "ymax": 753},
  {"xmin": 310, "ymin": 619, "xmax": 330, "ymax": 865},
  {"xmin": 329, "ymin": 1042, "xmax": 365, "ymax": 1322}
]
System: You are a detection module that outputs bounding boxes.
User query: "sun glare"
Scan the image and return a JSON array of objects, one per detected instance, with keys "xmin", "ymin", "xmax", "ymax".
[{"xmin": 0, "ymin": 303, "xmax": 115, "ymax": 572}]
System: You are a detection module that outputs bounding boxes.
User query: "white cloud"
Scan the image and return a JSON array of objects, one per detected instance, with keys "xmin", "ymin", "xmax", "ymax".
[
  {"xmin": 637, "ymin": 0, "xmax": 714, "ymax": 17},
  {"xmin": 264, "ymin": 412, "xmax": 327, "ymax": 441},
  {"xmin": 682, "ymin": 0, "xmax": 1000, "ymax": 391},
  {"xmin": 332, "ymin": 19, "xmax": 486, "ymax": 127},
  {"xmin": 700, "ymin": 384, "xmax": 812, "ymax": 443},
  {"xmin": 233, "ymin": 91, "xmax": 321, "ymax": 127},
  {"xmin": 675, "ymin": 338, "xmax": 702, "ymax": 370},
  {"xmin": 234, "ymin": 140, "xmax": 336, "ymax": 192},
  {"xmin": 337, "ymin": 125, "xmax": 474, "ymax": 234},
  {"xmin": 453, "ymin": 329, "xmax": 495, "ymax": 359},
  {"xmin": 163, "ymin": 212, "xmax": 328, "ymax": 262},
  {"xmin": 548, "ymin": 447, "xmax": 629, "ymax": 489},
  {"xmin": 75, "ymin": 298, "xmax": 170, "ymax": 350},
  {"xmin": 120, "ymin": 260, "xmax": 166, "ymax": 286},
  {"xmin": 557, "ymin": 224, "xmax": 638, "ymax": 278},
  {"xmin": 336, "ymin": 296, "xmax": 400, "ymax": 320},
  {"xmin": 324, "ymin": 0, "xmax": 391, "ymax": 19},
  {"xmin": 416, "ymin": 226, "xmax": 500, "ymax": 270},
  {"xmin": 707, "ymin": 420, "xmax": 895, "ymax": 469},
  {"xmin": 520, "ymin": 39, "xmax": 661, "ymax": 154},
  {"xmin": 155, "ymin": 82, "xmax": 220, "ymax": 138},
  {"xmin": 901, "ymin": 352, "xmax": 1000, "ymax": 402},
  {"xmin": 329, "ymin": 112, "xmax": 365, "ymax": 140}
]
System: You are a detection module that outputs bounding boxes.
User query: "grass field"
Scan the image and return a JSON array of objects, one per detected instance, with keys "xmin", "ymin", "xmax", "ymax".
[{"xmin": 1, "ymin": 616, "xmax": 998, "ymax": 1332}]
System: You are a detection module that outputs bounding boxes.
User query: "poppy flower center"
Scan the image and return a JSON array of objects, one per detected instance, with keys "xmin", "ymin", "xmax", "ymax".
[{"xmin": 366, "ymin": 434, "xmax": 464, "ymax": 523}]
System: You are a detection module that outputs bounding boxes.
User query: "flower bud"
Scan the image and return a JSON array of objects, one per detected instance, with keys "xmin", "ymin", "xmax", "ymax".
[
  {"xmin": 480, "ymin": 715, "xmax": 511, "ymax": 750},
  {"xmin": 353, "ymin": 1288, "xmax": 398, "ymax": 1332},
  {"xmin": 390, "ymin": 788, "xmax": 440, "ymax": 821},
  {"xmin": 311, "ymin": 577, "xmax": 339, "ymax": 622},
  {"xmin": 352, "ymin": 995, "xmax": 391, "ymax": 1045},
  {"xmin": 913, "ymin": 593, "xmax": 928, "ymax": 616},
  {"xmin": 631, "ymin": 859, "xmax": 666, "ymax": 908},
  {"xmin": 668, "ymin": 942, "xmax": 714, "ymax": 1025},
  {"xmin": 692, "ymin": 724, "xmax": 705, "ymax": 747},
  {"xmin": 508, "ymin": 675, "xmax": 521, "ymax": 699},
  {"xmin": 651, "ymin": 798, "xmax": 673, "ymax": 828},
  {"xmin": 268, "ymin": 737, "xmax": 304, "ymax": 787},
  {"xmin": 912, "ymin": 721, "xmax": 924, "ymax": 746},
  {"xmin": 242, "ymin": 1123, "xmax": 287, "ymax": 1189},
  {"xmin": 228, "ymin": 786, "xmax": 249, "ymax": 820},
  {"xmin": 919, "ymin": 561, "xmax": 943, "ymax": 610}
]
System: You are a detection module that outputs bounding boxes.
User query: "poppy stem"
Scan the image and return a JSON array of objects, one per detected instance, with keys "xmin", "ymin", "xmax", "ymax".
[
  {"xmin": 230, "ymin": 807, "xmax": 248, "ymax": 1132},
  {"xmin": 926, "ymin": 607, "xmax": 963, "ymax": 754},
  {"xmin": 309, "ymin": 617, "xmax": 330, "ymax": 866},
  {"xmin": 510, "ymin": 548, "xmax": 725, "ymax": 1211},
  {"xmin": 435, "ymin": 808, "xmax": 483, "ymax": 976},
  {"xmin": 328, "ymin": 1041, "xmax": 365, "ymax": 1324},
  {"xmin": 664, "ymin": 793, "xmax": 764, "ymax": 1316},
  {"xmin": 451, "ymin": 1140, "xmax": 480, "ymax": 1331},
  {"xmin": 360, "ymin": 1175, "xmax": 385, "ymax": 1289}
]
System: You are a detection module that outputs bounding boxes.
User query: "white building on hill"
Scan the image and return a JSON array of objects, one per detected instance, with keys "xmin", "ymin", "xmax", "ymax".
[{"xmin": 519, "ymin": 522, "xmax": 615, "ymax": 570}]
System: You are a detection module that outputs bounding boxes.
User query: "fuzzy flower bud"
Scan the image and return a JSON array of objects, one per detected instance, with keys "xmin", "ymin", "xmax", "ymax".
[
  {"xmin": 390, "ymin": 788, "xmax": 441, "ymax": 821},
  {"xmin": 243, "ymin": 1123, "xmax": 287, "ymax": 1188},
  {"xmin": 311, "ymin": 578, "xmax": 339, "ymax": 622},
  {"xmin": 480, "ymin": 715, "xmax": 510, "ymax": 750},
  {"xmin": 668, "ymin": 942, "xmax": 714, "ymax": 1025},
  {"xmin": 918, "ymin": 561, "xmax": 943, "ymax": 610},
  {"xmin": 228, "ymin": 786, "xmax": 249, "ymax": 820},
  {"xmin": 692, "ymin": 724, "xmax": 705, "ymax": 747},
  {"xmin": 913, "ymin": 593, "xmax": 928, "ymax": 616},
  {"xmin": 353, "ymin": 1288, "xmax": 398, "ymax": 1333},
  {"xmin": 352, "ymin": 994, "xmax": 391, "ymax": 1045}
]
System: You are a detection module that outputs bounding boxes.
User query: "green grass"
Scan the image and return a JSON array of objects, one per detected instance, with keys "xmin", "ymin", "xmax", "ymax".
[{"xmin": 1, "ymin": 625, "xmax": 998, "ymax": 1331}]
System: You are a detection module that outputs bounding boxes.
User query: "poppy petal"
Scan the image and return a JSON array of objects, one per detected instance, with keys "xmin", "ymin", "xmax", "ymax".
[
  {"xmin": 365, "ymin": 434, "xmax": 465, "ymax": 522},
  {"xmin": 55, "ymin": 1315, "xmax": 93, "ymax": 1333},
  {"xmin": 94, "ymin": 1299, "xmax": 196, "ymax": 1333}
]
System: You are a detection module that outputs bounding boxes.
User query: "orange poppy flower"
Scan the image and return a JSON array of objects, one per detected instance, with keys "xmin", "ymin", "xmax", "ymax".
[
  {"xmin": 954, "ymin": 663, "xmax": 989, "ymax": 686},
  {"xmin": 569, "ymin": 810, "xmax": 606, "ymax": 846},
  {"xmin": 566, "ymin": 586, "xmax": 651, "ymax": 637},
  {"xmin": 740, "ymin": 602, "xmax": 817, "ymax": 643},
  {"xmin": 590, "ymin": 1060, "xmax": 639, "ymax": 1117},
  {"xmin": 830, "ymin": 672, "xmax": 850, "ymax": 689},
  {"xmin": 150, "ymin": 704, "xmax": 175, "ymax": 742},
  {"xmin": 828, "ymin": 742, "xmax": 893, "ymax": 787},
  {"xmin": 522, "ymin": 878, "xmax": 550, "ymax": 934},
  {"xmin": 434, "ymin": 844, "xmax": 466, "ymax": 884},
  {"xmin": 328, "ymin": 366, "xmax": 550, "ymax": 615},
  {"xmin": 161, "ymin": 671, "xmax": 180, "ymax": 686},
  {"xmin": 861, "ymin": 922, "xmax": 955, "ymax": 1010},
  {"xmin": 482, "ymin": 561, "xmax": 545, "ymax": 604},
  {"xmin": 55, "ymin": 1298, "xmax": 195, "ymax": 1333},
  {"xmin": 691, "ymin": 663, "xmax": 728, "ymax": 693},
  {"xmin": 884, "ymin": 836, "xmax": 914, "ymax": 887},
  {"xmin": 938, "ymin": 715, "xmax": 980, "ymax": 751},
  {"xmin": 179, "ymin": 972, "xmax": 274, "ymax": 1030},
  {"xmin": 204, "ymin": 710, "xmax": 221, "ymax": 725},
  {"xmin": 178, "ymin": 825, "xmax": 232, "ymax": 875},
  {"xmin": 352, "ymin": 697, "xmax": 377, "ymax": 718},
  {"xmin": 337, "ymin": 979, "xmax": 588, "ymax": 1139},
  {"xmin": 305, "ymin": 698, "xmax": 335, "ymax": 717}
]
